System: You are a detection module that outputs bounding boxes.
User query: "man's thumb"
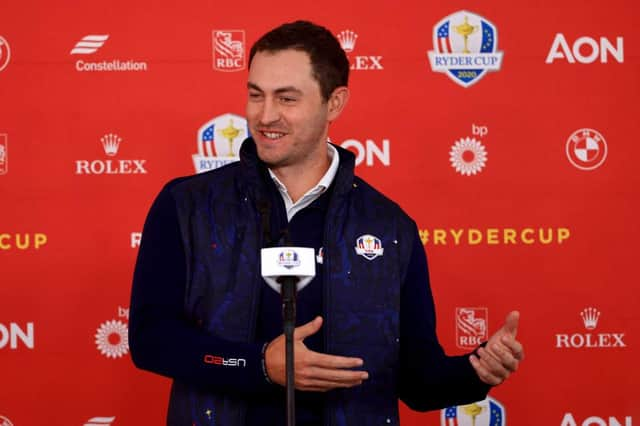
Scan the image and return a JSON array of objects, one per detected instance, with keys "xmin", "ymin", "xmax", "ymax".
[
  {"xmin": 294, "ymin": 316, "xmax": 323, "ymax": 340},
  {"xmin": 504, "ymin": 311, "xmax": 519, "ymax": 337}
]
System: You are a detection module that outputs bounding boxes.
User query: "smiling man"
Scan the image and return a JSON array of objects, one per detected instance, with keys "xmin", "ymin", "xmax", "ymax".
[{"xmin": 129, "ymin": 21, "xmax": 524, "ymax": 426}]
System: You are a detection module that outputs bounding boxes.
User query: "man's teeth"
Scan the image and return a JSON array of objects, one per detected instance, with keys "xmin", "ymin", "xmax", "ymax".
[{"xmin": 263, "ymin": 132, "xmax": 284, "ymax": 139}]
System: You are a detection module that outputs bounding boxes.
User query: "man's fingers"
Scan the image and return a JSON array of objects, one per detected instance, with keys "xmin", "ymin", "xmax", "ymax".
[
  {"xmin": 503, "ymin": 310, "xmax": 519, "ymax": 337},
  {"xmin": 294, "ymin": 316, "xmax": 323, "ymax": 341},
  {"xmin": 306, "ymin": 350, "xmax": 364, "ymax": 369},
  {"xmin": 501, "ymin": 335, "xmax": 525, "ymax": 361},
  {"xmin": 477, "ymin": 347, "xmax": 510, "ymax": 378},
  {"xmin": 488, "ymin": 343, "xmax": 519, "ymax": 372},
  {"xmin": 469, "ymin": 354, "xmax": 503, "ymax": 386},
  {"xmin": 296, "ymin": 367, "xmax": 368, "ymax": 391}
]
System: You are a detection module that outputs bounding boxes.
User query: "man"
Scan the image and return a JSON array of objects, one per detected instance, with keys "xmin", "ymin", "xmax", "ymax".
[{"xmin": 129, "ymin": 21, "xmax": 524, "ymax": 425}]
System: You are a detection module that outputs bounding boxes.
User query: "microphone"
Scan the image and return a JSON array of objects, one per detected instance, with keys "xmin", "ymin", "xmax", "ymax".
[{"xmin": 261, "ymin": 247, "xmax": 316, "ymax": 426}]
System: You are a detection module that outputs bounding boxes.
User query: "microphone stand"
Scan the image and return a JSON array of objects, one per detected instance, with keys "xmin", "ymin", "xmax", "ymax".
[{"xmin": 280, "ymin": 275, "xmax": 299, "ymax": 426}]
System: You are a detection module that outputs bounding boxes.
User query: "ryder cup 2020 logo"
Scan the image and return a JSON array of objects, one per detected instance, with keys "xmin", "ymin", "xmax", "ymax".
[
  {"xmin": 194, "ymin": 113, "xmax": 249, "ymax": 173},
  {"xmin": 428, "ymin": 11, "xmax": 503, "ymax": 88}
]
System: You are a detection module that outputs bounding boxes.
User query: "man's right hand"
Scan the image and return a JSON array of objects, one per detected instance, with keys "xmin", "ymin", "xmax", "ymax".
[{"xmin": 264, "ymin": 316, "xmax": 368, "ymax": 392}]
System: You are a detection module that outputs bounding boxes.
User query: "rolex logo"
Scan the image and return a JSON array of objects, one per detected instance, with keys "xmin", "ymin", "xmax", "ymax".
[
  {"xmin": 337, "ymin": 30, "xmax": 358, "ymax": 53},
  {"xmin": 101, "ymin": 133, "xmax": 122, "ymax": 157},
  {"xmin": 555, "ymin": 307, "xmax": 626, "ymax": 349},
  {"xmin": 580, "ymin": 307, "xmax": 600, "ymax": 330}
]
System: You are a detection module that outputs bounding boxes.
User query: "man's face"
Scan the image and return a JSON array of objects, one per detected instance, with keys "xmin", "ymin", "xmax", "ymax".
[{"xmin": 246, "ymin": 49, "xmax": 331, "ymax": 170}]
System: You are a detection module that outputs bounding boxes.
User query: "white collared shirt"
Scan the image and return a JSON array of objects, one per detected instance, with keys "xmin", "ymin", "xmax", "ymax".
[{"xmin": 268, "ymin": 143, "xmax": 339, "ymax": 222}]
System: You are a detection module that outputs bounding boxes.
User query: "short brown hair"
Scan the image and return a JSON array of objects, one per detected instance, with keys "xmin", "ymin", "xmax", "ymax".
[{"xmin": 249, "ymin": 21, "xmax": 349, "ymax": 102}]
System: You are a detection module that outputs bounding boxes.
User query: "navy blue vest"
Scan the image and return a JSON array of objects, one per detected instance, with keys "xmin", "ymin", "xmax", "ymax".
[{"xmin": 166, "ymin": 139, "xmax": 415, "ymax": 426}]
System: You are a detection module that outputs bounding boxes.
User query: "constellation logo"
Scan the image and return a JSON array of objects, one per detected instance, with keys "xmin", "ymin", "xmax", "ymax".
[
  {"xmin": 95, "ymin": 306, "xmax": 129, "ymax": 359},
  {"xmin": 456, "ymin": 307, "xmax": 488, "ymax": 349},
  {"xmin": 0, "ymin": 322, "xmax": 35, "ymax": 350},
  {"xmin": 0, "ymin": 36, "xmax": 10, "ymax": 72},
  {"xmin": 0, "ymin": 134, "xmax": 7, "ymax": 175},
  {"xmin": 336, "ymin": 29, "xmax": 383, "ymax": 70},
  {"xmin": 75, "ymin": 134, "xmax": 148, "ymax": 175},
  {"xmin": 561, "ymin": 413, "xmax": 632, "ymax": 426},
  {"xmin": 546, "ymin": 34, "xmax": 624, "ymax": 64},
  {"xmin": 71, "ymin": 34, "xmax": 148, "ymax": 72},
  {"xmin": 566, "ymin": 128, "xmax": 607, "ymax": 171},
  {"xmin": 212, "ymin": 30, "xmax": 245, "ymax": 71},
  {"xmin": 194, "ymin": 113, "xmax": 248, "ymax": 173},
  {"xmin": 70, "ymin": 35, "xmax": 109, "ymax": 54},
  {"xmin": 441, "ymin": 397, "xmax": 505, "ymax": 426},
  {"xmin": 450, "ymin": 124, "xmax": 488, "ymax": 176},
  {"xmin": 555, "ymin": 307, "xmax": 626, "ymax": 349},
  {"xmin": 428, "ymin": 11, "xmax": 503, "ymax": 87},
  {"xmin": 84, "ymin": 416, "xmax": 116, "ymax": 426},
  {"xmin": 0, "ymin": 415, "xmax": 14, "ymax": 426}
]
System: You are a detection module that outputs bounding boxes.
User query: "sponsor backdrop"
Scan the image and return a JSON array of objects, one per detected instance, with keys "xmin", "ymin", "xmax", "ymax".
[{"xmin": 1, "ymin": 0, "xmax": 638, "ymax": 425}]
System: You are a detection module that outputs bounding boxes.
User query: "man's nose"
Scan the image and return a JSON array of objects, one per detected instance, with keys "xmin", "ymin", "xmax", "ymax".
[{"xmin": 259, "ymin": 98, "xmax": 280, "ymax": 125}]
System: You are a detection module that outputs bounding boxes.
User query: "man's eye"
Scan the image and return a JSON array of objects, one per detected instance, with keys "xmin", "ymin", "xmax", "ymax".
[
  {"xmin": 280, "ymin": 97, "xmax": 296, "ymax": 103},
  {"xmin": 248, "ymin": 92, "xmax": 262, "ymax": 100}
]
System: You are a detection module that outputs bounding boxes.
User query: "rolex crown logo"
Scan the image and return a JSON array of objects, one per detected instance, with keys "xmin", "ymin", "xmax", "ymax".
[
  {"xmin": 337, "ymin": 30, "xmax": 358, "ymax": 53},
  {"xmin": 101, "ymin": 133, "xmax": 122, "ymax": 157},
  {"xmin": 580, "ymin": 307, "xmax": 600, "ymax": 330}
]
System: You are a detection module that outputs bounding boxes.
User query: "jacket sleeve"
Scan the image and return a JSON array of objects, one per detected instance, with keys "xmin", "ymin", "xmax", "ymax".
[
  {"xmin": 128, "ymin": 182, "xmax": 273, "ymax": 395},
  {"xmin": 398, "ymin": 230, "xmax": 491, "ymax": 411}
]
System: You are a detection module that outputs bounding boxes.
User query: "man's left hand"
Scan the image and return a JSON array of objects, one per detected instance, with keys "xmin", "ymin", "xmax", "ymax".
[{"xmin": 469, "ymin": 310, "xmax": 524, "ymax": 386}]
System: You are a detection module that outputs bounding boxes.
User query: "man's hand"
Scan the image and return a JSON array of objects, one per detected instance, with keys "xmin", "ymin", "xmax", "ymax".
[
  {"xmin": 469, "ymin": 310, "xmax": 524, "ymax": 386},
  {"xmin": 265, "ymin": 316, "xmax": 368, "ymax": 392}
]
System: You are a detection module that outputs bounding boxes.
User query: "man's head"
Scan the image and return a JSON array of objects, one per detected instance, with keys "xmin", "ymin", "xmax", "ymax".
[
  {"xmin": 249, "ymin": 20, "xmax": 349, "ymax": 102},
  {"xmin": 246, "ymin": 21, "xmax": 350, "ymax": 173}
]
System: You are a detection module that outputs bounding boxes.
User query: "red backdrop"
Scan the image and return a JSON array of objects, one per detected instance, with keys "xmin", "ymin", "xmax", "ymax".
[{"xmin": 1, "ymin": 0, "xmax": 638, "ymax": 425}]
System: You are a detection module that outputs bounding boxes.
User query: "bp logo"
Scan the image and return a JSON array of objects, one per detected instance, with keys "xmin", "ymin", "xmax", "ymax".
[
  {"xmin": 95, "ymin": 319, "xmax": 129, "ymax": 359},
  {"xmin": 566, "ymin": 128, "xmax": 607, "ymax": 170},
  {"xmin": 441, "ymin": 397, "xmax": 505, "ymax": 425},
  {"xmin": 428, "ymin": 11, "xmax": 503, "ymax": 88}
]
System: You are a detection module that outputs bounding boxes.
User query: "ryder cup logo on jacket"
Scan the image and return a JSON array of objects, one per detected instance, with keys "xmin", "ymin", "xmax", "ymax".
[
  {"xmin": 441, "ymin": 397, "xmax": 505, "ymax": 426},
  {"xmin": 194, "ymin": 113, "xmax": 248, "ymax": 173},
  {"xmin": 428, "ymin": 11, "xmax": 503, "ymax": 88},
  {"xmin": 278, "ymin": 249, "xmax": 301, "ymax": 269},
  {"xmin": 355, "ymin": 234, "xmax": 384, "ymax": 260}
]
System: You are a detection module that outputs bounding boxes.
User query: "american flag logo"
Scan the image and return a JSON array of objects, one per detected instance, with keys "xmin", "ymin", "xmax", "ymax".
[{"xmin": 436, "ymin": 22, "xmax": 453, "ymax": 53}]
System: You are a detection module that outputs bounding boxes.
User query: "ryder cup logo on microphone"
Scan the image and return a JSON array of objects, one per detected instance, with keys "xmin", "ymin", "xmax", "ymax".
[
  {"xmin": 278, "ymin": 249, "xmax": 301, "ymax": 269},
  {"xmin": 428, "ymin": 11, "xmax": 503, "ymax": 88}
]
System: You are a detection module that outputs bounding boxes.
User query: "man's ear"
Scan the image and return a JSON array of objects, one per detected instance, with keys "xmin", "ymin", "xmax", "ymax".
[{"xmin": 327, "ymin": 86, "xmax": 350, "ymax": 122}]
